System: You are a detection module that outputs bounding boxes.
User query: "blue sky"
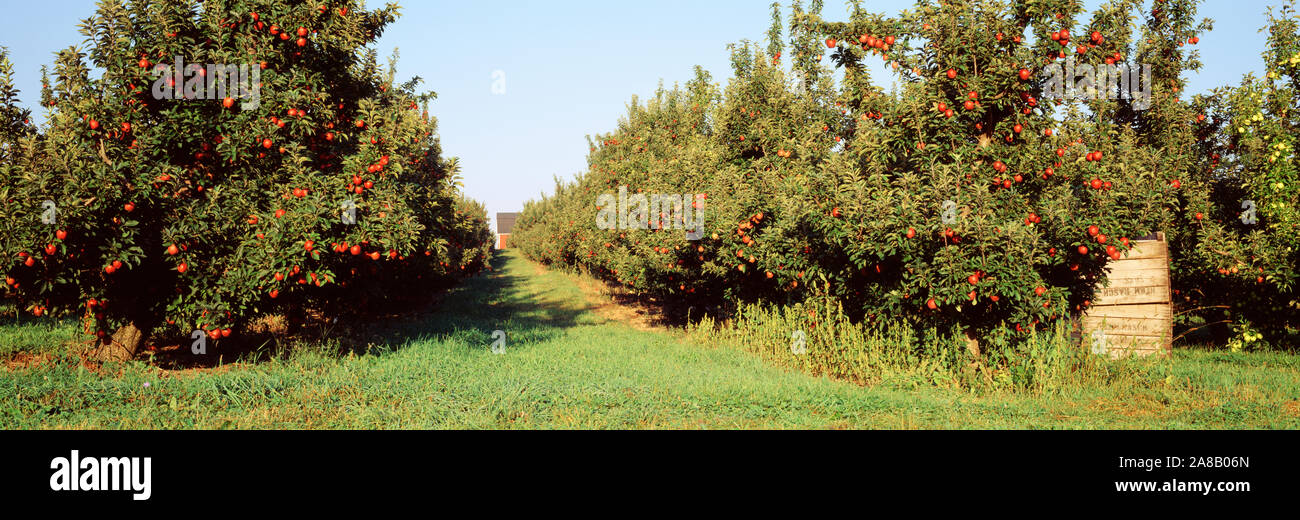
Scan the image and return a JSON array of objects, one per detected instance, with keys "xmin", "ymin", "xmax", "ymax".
[{"xmin": 0, "ymin": 1, "xmax": 1279, "ymax": 231}]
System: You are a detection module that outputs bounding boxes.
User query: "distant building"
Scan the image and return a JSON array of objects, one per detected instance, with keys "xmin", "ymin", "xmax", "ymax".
[{"xmin": 496, "ymin": 212, "xmax": 519, "ymax": 249}]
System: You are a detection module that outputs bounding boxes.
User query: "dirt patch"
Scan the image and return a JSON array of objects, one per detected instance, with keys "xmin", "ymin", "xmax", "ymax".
[
  {"xmin": 134, "ymin": 342, "xmax": 253, "ymax": 376},
  {"xmin": 579, "ymin": 279, "xmax": 664, "ymax": 332},
  {"xmin": 3, "ymin": 349, "xmax": 104, "ymax": 374},
  {"xmin": 1089, "ymin": 396, "xmax": 1167, "ymax": 418},
  {"xmin": 155, "ymin": 363, "xmax": 243, "ymax": 378},
  {"xmin": 530, "ymin": 261, "xmax": 663, "ymax": 332},
  {"xmin": 1284, "ymin": 400, "xmax": 1300, "ymax": 418},
  {"xmin": 1089, "ymin": 393, "xmax": 1221, "ymax": 421},
  {"xmin": 3, "ymin": 352, "xmax": 55, "ymax": 370}
]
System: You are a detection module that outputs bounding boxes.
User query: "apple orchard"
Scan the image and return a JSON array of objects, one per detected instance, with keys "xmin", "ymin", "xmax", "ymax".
[
  {"xmin": 512, "ymin": 0, "xmax": 1299, "ymax": 351},
  {"xmin": 1, "ymin": 0, "xmax": 1296, "ymax": 362},
  {"xmin": 0, "ymin": 1, "xmax": 493, "ymax": 359}
]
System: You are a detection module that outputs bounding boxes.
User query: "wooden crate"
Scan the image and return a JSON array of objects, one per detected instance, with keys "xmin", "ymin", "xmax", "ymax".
[{"xmin": 1080, "ymin": 234, "xmax": 1173, "ymax": 359}]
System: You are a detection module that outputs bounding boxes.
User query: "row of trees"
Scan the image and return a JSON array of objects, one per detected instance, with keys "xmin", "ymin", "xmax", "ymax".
[
  {"xmin": 0, "ymin": 0, "xmax": 494, "ymax": 359},
  {"xmin": 1178, "ymin": 1, "xmax": 1299, "ymax": 348},
  {"xmin": 514, "ymin": 0, "xmax": 1297, "ymax": 348}
]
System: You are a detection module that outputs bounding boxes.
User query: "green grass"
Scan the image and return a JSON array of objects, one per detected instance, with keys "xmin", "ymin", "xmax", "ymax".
[
  {"xmin": 1, "ymin": 251, "xmax": 1297, "ymax": 429},
  {"xmin": 0, "ymin": 313, "xmax": 78, "ymax": 358}
]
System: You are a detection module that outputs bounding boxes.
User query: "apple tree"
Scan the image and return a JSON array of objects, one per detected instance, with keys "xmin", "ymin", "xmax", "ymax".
[
  {"xmin": 514, "ymin": 0, "xmax": 1215, "ymax": 349},
  {"xmin": 0, "ymin": 0, "xmax": 492, "ymax": 359},
  {"xmin": 1180, "ymin": 1, "xmax": 1299, "ymax": 347}
]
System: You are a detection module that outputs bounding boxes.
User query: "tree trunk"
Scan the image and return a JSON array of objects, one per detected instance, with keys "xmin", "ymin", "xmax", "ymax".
[
  {"xmin": 95, "ymin": 322, "xmax": 147, "ymax": 362},
  {"xmin": 284, "ymin": 300, "xmax": 306, "ymax": 335}
]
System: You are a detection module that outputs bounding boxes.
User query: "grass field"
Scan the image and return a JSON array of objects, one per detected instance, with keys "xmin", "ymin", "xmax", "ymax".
[{"xmin": 1, "ymin": 251, "xmax": 1297, "ymax": 429}]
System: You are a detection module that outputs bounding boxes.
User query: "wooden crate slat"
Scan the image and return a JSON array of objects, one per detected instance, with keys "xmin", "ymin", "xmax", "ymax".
[
  {"xmin": 1121, "ymin": 240, "xmax": 1168, "ymax": 260},
  {"xmin": 1102, "ymin": 268, "xmax": 1171, "ymax": 289},
  {"xmin": 1085, "ymin": 335, "xmax": 1170, "ymax": 360},
  {"xmin": 1084, "ymin": 303, "xmax": 1172, "ymax": 320},
  {"xmin": 1094, "ymin": 285, "xmax": 1170, "ymax": 305},
  {"xmin": 1105, "ymin": 257, "xmax": 1169, "ymax": 271},
  {"xmin": 1107, "ymin": 347, "xmax": 1167, "ymax": 360},
  {"xmin": 1082, "ymin": 316, "xmax": 1172, "ymax": 337}
]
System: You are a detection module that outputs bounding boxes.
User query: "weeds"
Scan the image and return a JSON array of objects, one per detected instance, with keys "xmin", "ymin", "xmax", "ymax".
[{"xmin": 692, "ymin": 300, "xmax": 1178, "ymax": 395}]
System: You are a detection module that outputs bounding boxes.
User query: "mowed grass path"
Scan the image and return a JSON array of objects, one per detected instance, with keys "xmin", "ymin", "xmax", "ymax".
[{"xmin": 1, "ymin": 251, "xmax": 1297, "ymax": 429}]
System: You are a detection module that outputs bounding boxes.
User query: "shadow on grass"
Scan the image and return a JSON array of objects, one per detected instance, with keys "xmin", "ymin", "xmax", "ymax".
[{"xmin": 145, "ymin": 253, "xmax": 594, "ymax": 369}]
